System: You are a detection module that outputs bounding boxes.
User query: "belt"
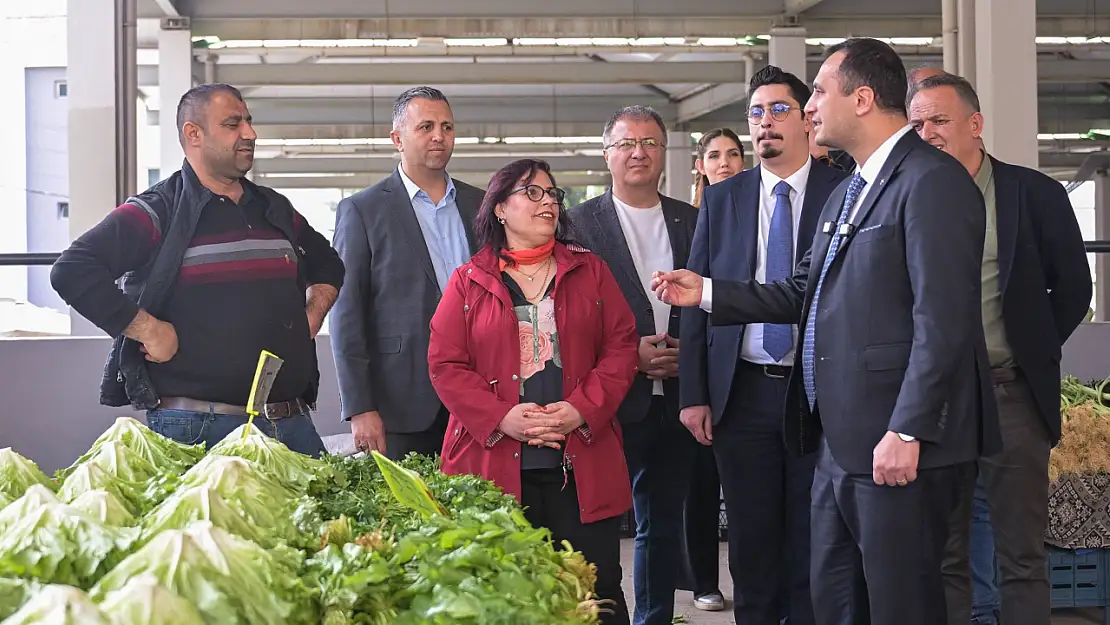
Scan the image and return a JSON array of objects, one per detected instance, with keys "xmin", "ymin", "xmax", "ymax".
[
  {"xmin": 740, "ymin": 360, "xmax": 792, "ymax": 379},
  {"xmin": 157, "ymin": 396, "xmax": 309, "ymax": 420}
]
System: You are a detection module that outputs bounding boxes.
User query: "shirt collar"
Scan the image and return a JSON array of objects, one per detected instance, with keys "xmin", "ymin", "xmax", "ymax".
[
  {"xmin": 397, "ymin": 164, "xmax": 455, "ymax": 203},
  {"xmin": 856, "ymin": 124, "xmax": 914, "ymax": 185},
  {"xmin": 759, "ymin": 157, "xmax": 813, "ymax": 197},
  {"xmin": 972, "ymin": 149, "xmax": 994, "ymax": 194}
]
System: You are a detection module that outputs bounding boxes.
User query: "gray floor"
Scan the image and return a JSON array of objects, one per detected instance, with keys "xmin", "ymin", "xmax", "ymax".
[{"xmin": 617, "ymin": 539, "xmax": 1104, "ymax": 624}]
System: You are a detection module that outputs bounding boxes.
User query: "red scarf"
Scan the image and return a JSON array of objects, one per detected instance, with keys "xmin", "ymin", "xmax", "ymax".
[{"xmin": 499, "ymin": 239, "xmax": 555, "ymax": 271}]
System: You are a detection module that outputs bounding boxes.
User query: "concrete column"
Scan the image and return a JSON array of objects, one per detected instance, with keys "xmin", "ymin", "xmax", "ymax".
[
  {"xmin": 942, "ymin": 0, "xmax": 958, "ymax": 73},
  {"xmin": 158, "ymin": 20, "xmax": 192, "ymax": 179},
  {"xmin": 67, "ymin": 0, "xmax": 120, "ymax": 335},
  {"xmin": 769, "ymin": 26, "xmax": 808, "ymax": 82},
  {"xmin": 663, "ymin": 131, "xmax": 694, "ymax": 203},
  {"xmin": 1095, "ymin": 172, "xmax": 1109, "ymax": 322},
  {"xmin": 975, "ymin": 0, "xmax": 1037, "ymax": 168},
  {"xmin": 957, "ymin": 0, "xmax": 977, "ymax": 87}
]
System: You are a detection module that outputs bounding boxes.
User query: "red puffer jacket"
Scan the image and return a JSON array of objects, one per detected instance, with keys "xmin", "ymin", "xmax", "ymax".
[{"xmin": 428, "ymin": 242, "xmax": 639, "ymax": 523}]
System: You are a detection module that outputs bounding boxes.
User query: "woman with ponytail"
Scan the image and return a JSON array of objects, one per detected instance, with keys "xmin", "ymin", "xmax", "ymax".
[{"xmin": 692, "ymin": 128, "xmax": 746, "ymax": 208}]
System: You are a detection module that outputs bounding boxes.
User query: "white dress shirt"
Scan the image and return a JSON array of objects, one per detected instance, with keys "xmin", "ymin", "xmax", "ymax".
[
  {"xmin": 612, "ymin": 195, "xmax": 673, "ymax": 395},
  {"xmin": 738, "ymin": 159, "xmax": 812, "ymax": 366}
]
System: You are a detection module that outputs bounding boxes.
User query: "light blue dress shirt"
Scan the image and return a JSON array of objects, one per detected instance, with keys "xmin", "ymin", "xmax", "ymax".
[{"xmin": 397, "ymin": 165, "xmax": 470, "ymax": 292}]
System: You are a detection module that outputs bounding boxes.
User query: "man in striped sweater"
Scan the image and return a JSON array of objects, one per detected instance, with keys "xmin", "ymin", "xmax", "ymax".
[{"xmin": 50, "ymin": 83, "xmax": 344, "ymax": 456}]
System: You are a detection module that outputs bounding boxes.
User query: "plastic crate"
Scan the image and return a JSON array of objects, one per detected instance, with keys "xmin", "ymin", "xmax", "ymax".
[{"xmin": 1048, "ymin": 547, "xmax": 1109, "ymax": 608}]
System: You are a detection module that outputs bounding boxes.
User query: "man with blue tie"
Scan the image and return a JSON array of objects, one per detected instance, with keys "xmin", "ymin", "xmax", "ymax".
[
  {"xmin": 653, "ymin": 38, "xmax": 1000, "ymax": 625},
  {"xmin": 679, "ymin": 65, "xmax": 846, "ymax": 625}
]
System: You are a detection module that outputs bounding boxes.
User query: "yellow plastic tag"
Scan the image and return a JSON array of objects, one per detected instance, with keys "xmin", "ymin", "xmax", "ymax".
[
  {"xmin": 371, "ymin": 450, "xmax": 446, "ymax": 518},
  {"xmin": 244, "ymin": 350, "xmax": 284, "ymax": 438}
]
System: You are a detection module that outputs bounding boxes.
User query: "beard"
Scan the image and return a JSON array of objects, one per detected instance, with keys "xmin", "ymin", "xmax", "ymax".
[{"xmin": 758, "ymin": 145, "xmax": 784, "ymax": 159}]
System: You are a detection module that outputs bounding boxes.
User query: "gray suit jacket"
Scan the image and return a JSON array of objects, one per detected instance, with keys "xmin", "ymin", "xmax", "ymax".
[
  {"xmin": 569, "ymin": 189, "xmax": 698, "ymax": 424},
  {"xmin": 329, "ymin": 169, "xmax": 485, "ymax": 433},
  {"xmin": 711, "ymin": 132, "xmax": 1002, "ymax": 473}
]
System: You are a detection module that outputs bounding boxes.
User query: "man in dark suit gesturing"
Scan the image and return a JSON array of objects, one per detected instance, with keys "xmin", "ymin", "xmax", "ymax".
[
  {"xmin": 680, "ymin": 65, "xmax": 846, "ymax": 625},
  {"xmin": 330, "ymin": 87, "xmax": 485, "ymax": 459},
  {"xmin": 651, "ymin": 38, "xmax": 1000, "ymax": 625}
]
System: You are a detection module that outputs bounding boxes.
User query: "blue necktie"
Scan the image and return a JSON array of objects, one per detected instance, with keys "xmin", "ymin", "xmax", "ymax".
[
  {"xmin": 801, "ymin": 174, "xmax": 867, "ymax": 410},
  {"xmin": 762, "ymin": 181, "xmax": 794, "ymax": 362}
]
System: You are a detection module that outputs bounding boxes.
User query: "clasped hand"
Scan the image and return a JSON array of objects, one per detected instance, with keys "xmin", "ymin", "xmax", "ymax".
[{"xmin": 499, "ymin": 402, "xmax": 585, "ymax": 450}]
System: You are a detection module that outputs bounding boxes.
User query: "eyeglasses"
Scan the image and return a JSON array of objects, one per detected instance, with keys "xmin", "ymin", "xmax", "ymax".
[
  {"xmin": 510, "ymin": 184, "xmax": 566, "ymax": 204},
  {"xmin": 748, "ymin": 103, "xmax": 798, "ymax": 123},
  {"xmin": 604, "ymin": 138, "xmax": 665, "ymax": 152}
]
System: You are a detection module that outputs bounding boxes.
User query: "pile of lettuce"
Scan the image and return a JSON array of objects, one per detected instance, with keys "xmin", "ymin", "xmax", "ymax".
[{"xmin": 0, "ymin": 418, "xmax": 603, "ymax": 624}]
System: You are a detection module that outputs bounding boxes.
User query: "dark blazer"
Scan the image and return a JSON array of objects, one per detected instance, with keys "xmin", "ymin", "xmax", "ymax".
[
  {"xmin": 990, "ymin": 157, "xmax": 1091, "ymax": 444},
  {"xmin": 679, "ymin": 159, "xmax": 848, "ymax": 424},
  {"xmin": 569, "ymin": 189, "xmax": 699, "ymax": 424},
  {"xmin": 329, "ymin": 169, "xmax": 485, "ymax": 433},
  {"xmin": 710, "ymin": 132, "xmax": 1001, "ymax": 474}
]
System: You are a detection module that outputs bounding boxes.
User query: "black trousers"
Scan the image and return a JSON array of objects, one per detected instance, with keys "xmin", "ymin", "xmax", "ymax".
[
  {"xmin": 680, "ymin": 442, "xmax": 722, "ymax": 596},
  {"xmin": 521, "ymin": 468, "xmax": 630, "ymax": 625},
  {"xmin": 942, "ymin": 370, "xmax": 1052, "ymax": 625},
  {"xmin": 811, "ymin": 438, "xmax": 971, "ymax": 625},
  {"xmin": 385, "ymin": 405, "xmax": 450, "ymax": 460},
  {"xmin": 714, "ymin": 361, "xmax": 816, "ymax": 625}
]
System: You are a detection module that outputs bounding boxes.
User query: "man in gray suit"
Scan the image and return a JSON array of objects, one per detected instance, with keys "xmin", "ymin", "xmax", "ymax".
[{"xmin": 330, "ymin": 86, "xmax": 485, "ymax": 460}]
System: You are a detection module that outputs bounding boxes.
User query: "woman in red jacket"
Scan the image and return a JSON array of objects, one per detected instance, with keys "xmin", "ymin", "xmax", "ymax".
[{"xmin": 428, "ymin": 158, "xmax": 640, "ymax": 624}]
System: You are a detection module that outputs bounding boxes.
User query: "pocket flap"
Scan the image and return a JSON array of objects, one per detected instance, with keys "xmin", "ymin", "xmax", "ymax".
[
  {"xmin": 377, "ymin": 336, "xmax": 402, "ymax": 354},
  {"xmin": 864, "ymin": 342, "xmax": 911, "ymax": 371}
]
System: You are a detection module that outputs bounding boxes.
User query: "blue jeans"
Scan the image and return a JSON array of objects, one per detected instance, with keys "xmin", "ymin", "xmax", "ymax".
[
  {"xmin": 970, "ymin": 480, "xmax": 1000, "ymax": 625},
  {"xmin": 146, "ymin": 407, "xmax": 327, "ymax": 458},
  {"xmin": 622, "ymin": 396, "xmax": 697, "ymax": 625}
]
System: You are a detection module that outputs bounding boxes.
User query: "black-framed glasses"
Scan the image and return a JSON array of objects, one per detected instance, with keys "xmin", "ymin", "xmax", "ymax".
[
  {"xmin": 510, "ymin": 184, "xmax": 566, "ymax": 204},
  {"xmin": 604, "ymin": 138, "xmax": 665, "ymax": 152},
  {"xmin": 748, "ymin": 102, "xmax": 798, "ymax": 123}
]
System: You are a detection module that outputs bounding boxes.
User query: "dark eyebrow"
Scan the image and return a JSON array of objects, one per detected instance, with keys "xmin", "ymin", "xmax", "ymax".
[{"xmin": 222, "ymin": 114, "xmax": 250, "ymax": 124}]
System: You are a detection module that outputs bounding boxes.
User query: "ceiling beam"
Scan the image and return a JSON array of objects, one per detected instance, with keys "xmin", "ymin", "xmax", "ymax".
[
  {"xmin": 151, "ymin": 0, "xmax": 180, "ymax": 17},
  {"xmin": 239, "ymin": 96, "xmax": 674, "ymax": 126},
  {"xmin": 677, "ymin": 83, "xmax": 749, "ymax": 123},
  {"xmin": 807, "ymin": 58, "xmax": 1110, "ymax": 85},
  {"xmin": 189, "ymin": 16, "xmax": 1110, "ymax": 40},
  {"xmin": 782, "ymin": 0, "xmax": 826, "ymax": 17},
  {"xmin": 212, "ymin": 60, "xmax": 746, "ymax": 86},
  {"xmin": 253, "ymin": 122, "xmax": 610, "ymax": 140},
  {"xmin": 253, "ymin": 154, "xmax": 607, "ymax": 174},
  {"xmin": 256, "ymin": 172, "xmax": 612, "ymax": 189}
]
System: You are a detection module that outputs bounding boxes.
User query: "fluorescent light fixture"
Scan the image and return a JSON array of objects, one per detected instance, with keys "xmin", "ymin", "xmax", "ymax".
[
  {"xmin": 1089, "ymin": 129, "xmax": 1110, "ymax": 137},
  {"xmin": 482, "ymin": 137, "xmax": 501, "ymax": 144},
  {"xmin": 444, "ymin": 38, "xmax": 509, "ymax": 46},
  {"xmin": 696, "ymin": 37, "xmax": 741, "ymax": 46},
  {"xmin": 455, "ymin": 137, "xmax": 480, "ymax": 144},
  {"xmin": 502, "ymin": 136, "xmax": 605, "ymax": 144},
  {"xmin": 1038, "ymin": 133, "xmax": 1087, "ymax": 141}
]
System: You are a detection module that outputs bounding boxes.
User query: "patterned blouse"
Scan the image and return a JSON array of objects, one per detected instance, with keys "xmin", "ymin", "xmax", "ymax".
[{"xmin": 503, "ymin": 273, "xmax": 564, "ymax": 470}]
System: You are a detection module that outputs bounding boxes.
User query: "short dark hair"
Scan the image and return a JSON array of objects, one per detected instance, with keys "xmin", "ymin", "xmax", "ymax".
[
  {"xmin": 906, "ymin": 72, "xmax": 981, "ymax": 114},
  {"xmin": 602, "ymin": 105, "xmax": 668, "ymax": 146},
  {"xmin": 748, "ymin": 65, "xmax": 811, "ymax": 113},
  {"xmin": 474, "ymin": 159, "xmax": 577, "ymax": 257},
  {"xmin": 176, "ymin": 83, "xmax": 244, "ymax": 147},
  {"xmin": 825, "ymin": 38, "xmax": 908, "ymax": 116},
  {"xmin": 392, "ymin": 86, "xmax": 450, "ymax": 130}
]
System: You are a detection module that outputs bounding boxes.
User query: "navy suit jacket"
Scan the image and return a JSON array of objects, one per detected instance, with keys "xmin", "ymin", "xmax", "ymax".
[
  {"xmin": 679, "ymin": 158, "xmax": 848, "ymax": 424},
  {"xmin": 708, "ymin": 133, "xmax": 1001, "ymax": 473}
]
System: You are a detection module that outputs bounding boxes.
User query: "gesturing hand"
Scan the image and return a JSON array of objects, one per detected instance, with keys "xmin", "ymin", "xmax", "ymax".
[
  {"xmin": 872, "ymin": 431, "xmax": 920, "ymax": 487},
  {"xmin": 650, "ymin": 269, "xmax": 705, "ymax": 307}
]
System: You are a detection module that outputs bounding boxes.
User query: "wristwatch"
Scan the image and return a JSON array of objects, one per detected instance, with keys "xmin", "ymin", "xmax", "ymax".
[{"xmin": 896, "ymin": 433, "xmax": 916, "ymax": 442}]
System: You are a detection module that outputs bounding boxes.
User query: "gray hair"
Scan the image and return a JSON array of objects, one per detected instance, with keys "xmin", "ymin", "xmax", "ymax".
[
  {"xmin": 907, "ymin": 72, "xmax": 981, "ymax": 114},
  {"xmin": 392, "ymin": 86, "xmax": 450, "ymax": 130},
  {"xmin": 602, "ymin": 105, "xmax": 668, "ymax": 147},
  {"xmin": 176, "ymin": 83, "xmax": 244, "ymax": 147}
]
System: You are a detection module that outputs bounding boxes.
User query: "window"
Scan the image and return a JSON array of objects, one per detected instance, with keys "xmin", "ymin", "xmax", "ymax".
[
  {"xmin": 57, "ymin": 202, "xmax": 69, "ymax": 219},
  {"xmin": 54, "ymin": 80, "xmax": 67, "ymax": 98},
  {"xmin": 147, "ymin": 169, "xmax": 161, "ymax": 187}
]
